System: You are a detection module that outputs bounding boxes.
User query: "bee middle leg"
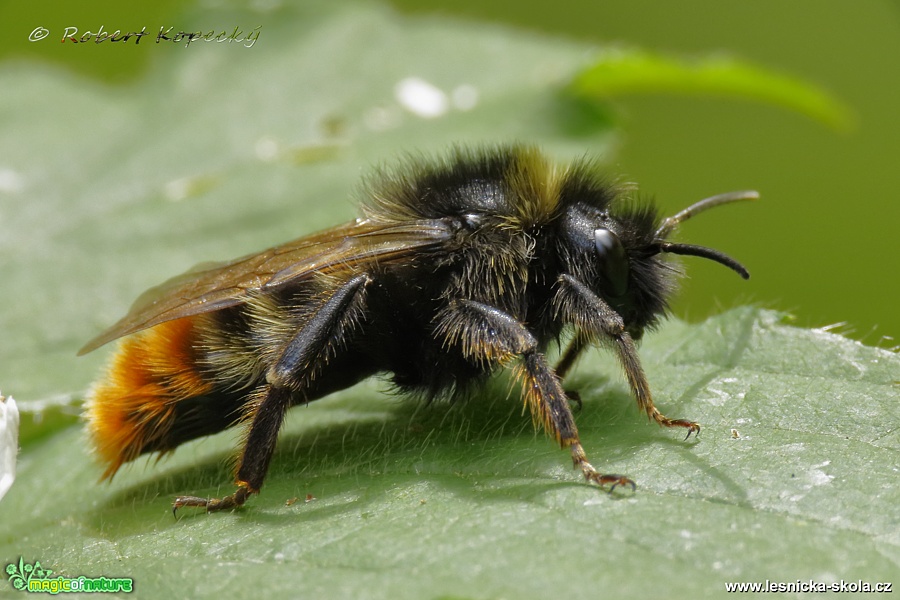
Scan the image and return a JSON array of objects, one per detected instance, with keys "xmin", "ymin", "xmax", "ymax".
[
  {"xmin": 555, "ymin": 333, "xmax": 589, "ymax": 412},
  {"xmin": 555, "ymin": 332, "xmax": 588, "ymax": 381},
  {"xmin": 436, "ymin": 299, "xmax": 634, "ymax": 492},
  {"xmin": 174, "ymin": 274, "xmax": 370, "ymax": 514}
]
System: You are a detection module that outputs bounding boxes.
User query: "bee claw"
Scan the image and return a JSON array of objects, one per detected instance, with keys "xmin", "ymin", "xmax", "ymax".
[
  {"xmin": 597, "ymin": 473, "xmax": 637, "ymax": 494},
  {"xmin": 678, "ymin": 420, "xmax": 701, "ymax": 441},
  {"xmin": 654, "ymin": 416, "xmax": 701, "ymax": 441}
]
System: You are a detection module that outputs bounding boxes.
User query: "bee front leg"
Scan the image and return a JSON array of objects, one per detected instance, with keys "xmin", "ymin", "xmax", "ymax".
[
  {"xmin": 174, "ymin": 274, "xmax": 370, "ymax": 515},
  {"xmin": 554, "ymin": 274, "xmax": 700, "ymax": 440},
  {"xmin": 435, "ymin": 299, "xmax": 634, "ymax": 492}
]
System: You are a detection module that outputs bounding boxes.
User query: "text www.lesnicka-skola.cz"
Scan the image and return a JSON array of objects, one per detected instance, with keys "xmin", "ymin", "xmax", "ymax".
[
  {"xmin": 725, "ymin": 580, "xmax": 892, "ymax": 593},
  {"xmin": 28, "ymin": 25, "xmax": 260, "ymax": 47}
]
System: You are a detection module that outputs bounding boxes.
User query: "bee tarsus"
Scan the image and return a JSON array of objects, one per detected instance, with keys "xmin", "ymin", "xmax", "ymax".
[
  {"xmin": 570, "ymin": 444, "xmax": 636, "ymax": 493},
  {"xmin": 173, "ymin": 484, "xmax": 253, "ymax": 516}
]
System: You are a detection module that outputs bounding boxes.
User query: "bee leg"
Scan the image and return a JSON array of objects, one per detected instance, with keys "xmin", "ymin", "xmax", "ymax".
[
  {"xmin": 556, "ymin": 334, "xmax": 587, "ymax": 411},
  {"xmin": 555, "ymin": 332, "xmax": 588, "ymax": 380},
  {"xmin": 173, "ymin": 482, "xmax": 254, "ymax": 515},
  {"xmin": 614, "ymin": 333, "xmax": 700, "ymax": 440},
  {"xmin": 564, "ymin": 389, "xmax": 583, "ymax": 412},
  {"xmin": 174, "ymin": 274, "xmax": 370, "ymax": 515},
  {"xmin": 555, "ymin": 274, "xmax": 700, "ymax": 440},
  {"xmin": 173, "ymin": 385, "xmax": 293, "ymax": 515},
  {"xmin": 436, "ymin": 299, "xmax": 634, "ymax": 492}
]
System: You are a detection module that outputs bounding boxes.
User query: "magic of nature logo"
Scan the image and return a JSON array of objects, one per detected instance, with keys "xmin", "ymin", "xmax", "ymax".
[{"xmin": 5, "ymin": 557, "xmax": 134, "ymax": 594}]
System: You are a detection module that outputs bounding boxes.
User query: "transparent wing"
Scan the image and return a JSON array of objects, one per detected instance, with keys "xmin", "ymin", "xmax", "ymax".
[{"xmin": 79, "ymin": 217, "xmax": 457, "ymax": 354}]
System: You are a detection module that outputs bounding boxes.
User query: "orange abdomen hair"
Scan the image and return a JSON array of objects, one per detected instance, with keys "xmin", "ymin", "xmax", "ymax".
[{"xmin": 85, "ymin": 318, "xmax": 216, "ymax": 479}]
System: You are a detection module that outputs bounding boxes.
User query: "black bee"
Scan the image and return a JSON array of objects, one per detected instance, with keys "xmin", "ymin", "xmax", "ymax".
[{"xmin": 80, "ymin": 145, "xmax": 754, "ymax": 512}]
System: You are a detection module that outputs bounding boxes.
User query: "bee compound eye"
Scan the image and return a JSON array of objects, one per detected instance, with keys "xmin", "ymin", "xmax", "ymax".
[{"xmin": 593, "ymin": 228, "xmax": 629, "ymax": 297}]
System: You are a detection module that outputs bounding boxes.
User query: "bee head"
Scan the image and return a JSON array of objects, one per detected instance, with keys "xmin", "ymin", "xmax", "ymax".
[{"xmin": 555, "ymin": 177, "xmax": 755, "ymax": 339}]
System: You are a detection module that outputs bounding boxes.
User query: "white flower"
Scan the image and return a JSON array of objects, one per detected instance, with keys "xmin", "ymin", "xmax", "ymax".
[{"xmin": 0, "ymin": 392, "xmax": 19, "ymax": 501}]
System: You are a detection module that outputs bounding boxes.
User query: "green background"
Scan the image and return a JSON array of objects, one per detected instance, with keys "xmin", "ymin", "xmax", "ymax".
[{"xmin": 396, "ymin": 0, "xmax": 900, "ymax": 344}]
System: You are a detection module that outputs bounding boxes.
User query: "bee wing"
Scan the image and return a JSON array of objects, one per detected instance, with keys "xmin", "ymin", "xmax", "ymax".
[{"xmin": 79, "ymin": 217, "xmax": 458, "ymax": 354}]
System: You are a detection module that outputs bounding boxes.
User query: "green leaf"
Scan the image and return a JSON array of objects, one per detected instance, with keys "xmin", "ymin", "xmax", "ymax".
[
  {"xmin": 2, "ymin": 2, "xmax": 889, "ymax": 598},
  {"xmin": 2, "ymin": 307, "xmax": 898, "ymax": 598},
  {"xmin": 569, "ymin": 48, "xmax": 854, "ymax": 130}
]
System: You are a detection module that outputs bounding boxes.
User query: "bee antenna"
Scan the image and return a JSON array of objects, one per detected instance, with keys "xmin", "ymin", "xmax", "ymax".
[
  {"xmin": 656, "ymin": 190, "xmax": 758, "ymax": 238},
  {"xmin": 654, "ymin": 242, "xmax": 750, "ymax": 280}
]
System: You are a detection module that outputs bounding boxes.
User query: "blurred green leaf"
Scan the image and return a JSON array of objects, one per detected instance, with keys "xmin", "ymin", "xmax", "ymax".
[{"xmin": 569, "ymin": 48, "xmax": 853, "ymax": 130}]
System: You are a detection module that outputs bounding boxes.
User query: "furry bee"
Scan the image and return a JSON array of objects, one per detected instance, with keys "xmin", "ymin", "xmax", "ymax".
[{"xmin": 80, "ymin": 145, "xmax": 755, "ymax": 513}]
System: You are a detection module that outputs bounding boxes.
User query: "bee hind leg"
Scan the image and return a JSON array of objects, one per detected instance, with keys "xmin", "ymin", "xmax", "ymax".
[
  {"xmin": 173, "ymin": 484, "xmax": 252, "ymax": 515},
  {"xmin": 172, "ymin": 384, "xmax": 293, "ymax": 515},
  {"xmin": 173, "ymin": 274, "xmax": 370, "ymax": 515}
]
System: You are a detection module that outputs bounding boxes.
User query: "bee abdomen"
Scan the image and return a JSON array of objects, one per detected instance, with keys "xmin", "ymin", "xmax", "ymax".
[{"xmin": 85, "ymin": 317, "xmax": 225, "ymax": 479}]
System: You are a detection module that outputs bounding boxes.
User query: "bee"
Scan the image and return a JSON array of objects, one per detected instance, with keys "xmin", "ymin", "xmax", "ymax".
[{"xmin": 80, "ymin": 145, "xmax": 755, "ymax": 513}]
